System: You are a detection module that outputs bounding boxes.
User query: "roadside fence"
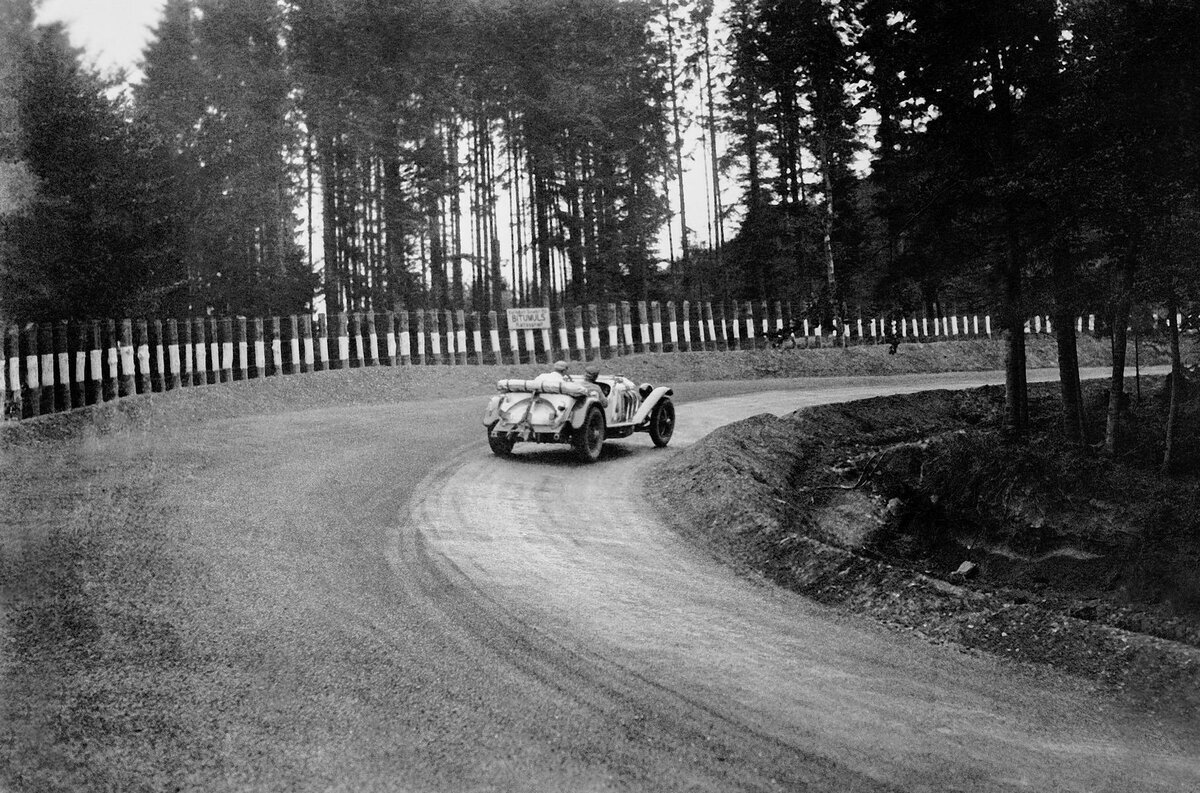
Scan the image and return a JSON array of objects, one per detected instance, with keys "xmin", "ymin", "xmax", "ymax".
[{"xmin": 1, "ymin": 300, "xmax": 1098, "ymax": 421}]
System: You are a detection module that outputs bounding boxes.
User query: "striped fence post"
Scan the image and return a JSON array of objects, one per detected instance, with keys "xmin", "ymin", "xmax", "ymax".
[
  {"xmin": 555, "ymin": 307, "xmax": 569, "ymax": 361},
  {"xmin": 415, "ymin": 310, "xmax": 427, "ymax": 365},
  {"xmin": 177, "ymin": 318, "xmax": 191, "ymax": 390},
  {"xmin": 329, "ymin": 313, "xmax": 345, "ymax": 370},
  {"xmin": 604, "ymin": 303, "xmax": 617, "ymax": 358},
  {"xmin": 396, "ymin": 310, "xmax": 411, "ymax": 366},
  {"xmin": 87, "ymin": 321, "xmax": 103, "ymax": 402},
  {"xmin": 206, "ymin": 318, "xmax": 220, "ymax": 385},
  {"xmin": 250, "ymin": 318, "xmax": 264, "ymax": 378},
  {"xmin": 636, "ymin": 301, "xmax": 649, "ymax": 353},
  {"xmin": 37, "ymin": 323, "xmax": 54, "ymax": 413},
  {"xmin": 0, "ymin": 325, "xmax": 6, "ymax": 416},
  {"xmin": 470, "ymin": 312, "xmax": 484, "ymax": 366},
  {"xmin": 5, "ymin": 325, "xmax": 20, "ymax": 417},
  {"xmin": 486, "ymin": 310, "xmax": 501, "ymax": 365},
  {"xmin": 455, "ymin": 309, "xmax": 468, "ymax": 366},
  {"xmin": 348, "ymin": 313, "xmax": 362, "ymax": 368},
  {"xmin": 118, "ymin": 319, "xmax": 136, "ymax": 396},
  {"xmin": 702, "ymin": 302, "xmax": 716, "ymax": 351},
  {"xmin": 727, "ymin": 302, "xmax": 741, "ymax": 351},
  {"xmin": 332, "ymin": 313, "xmax": 348, "ymax": 370},
  {"xmin": 234, "ymin": 317, "xmax": 248, "ymax": 380},
  {"xmin": 301, "ymin": 315, "xmax": 315, "ymax": 372},
  {"xmin": 22, "ymin": 324, "xmax": 39, "ymax": 418},
  {"xmin": 270, "ymin": 317, "xmax": 284, "ymax": 376},
  {"xmin": 429, "ymin": 309, "xmax": 443, "ymax": 365},
  {"xmin": 72, "ymin": 321, "xmax": 88, "ymax": 406},
  {"xmin": 190, "ymin": 318, "xmax": 205, "ymax": 387},
  {"xmin": 717, "ymin": 302, "xmax": 732, "ymax": 351},
  {"xmin": 524, "ymin": 325, "xmax": 537, "ymax": 365},
  {"xmin": 571, "ymin": 306, "xmax": 585, "ymax": 361},
  {"xmin": 586, "ymin": 305, "xmax": 601, "ymax": 360},
  {"xmin": 745, "ymin": 301, "xmax": 757, "ymax": 349},
  {"xmin": 216, "ymin": 318, "xmax": 232, "ymax": 383},
  {"xmin": 381, "ymin": 312, "xmax": 396, "ymax": 367},
  {"xmin": 650, "ymin": 301, "xmax": 663, "ymax": 353},
  {"xmin": 681, "ymin": 300, "xmax": 693, "ymax": 351},
  {"xmin": 55, "ymin": 320, "xmax": 71, "ymax": 410},
  {"xmin": 365, "ymin": 312, "xmax": 378, "ymax": 367},
  {"xmin": 505, "ymin": 314, "xmax": 519, "ymax": 365},
  {"xmin": 666, "ymin": 301, "xmax": 679, "ymax": 352},
  {"xmin": 150, "ymin": 320, "xmax": 165, "ymax": 393},
  {"xmin": 3, "ymin": 325, "xmax": 16, "ymax": 418},
  {"xmin": 134, "ymin": 319, "xmax": 151, "ymax": 394},
  {"xmin": 287, "ymin": 315, "xmax": 301, "ymax": 374},
  {"xmin": 620, "ymin": 301, "xmax": 634, "ymax": 355},
  {"xmin": 444, "ymin": 309, "xmax": 458, "ymax": 365},
  {"xmin": 316, "ymin": 315, "xmax": 330, "ymax": 371}
]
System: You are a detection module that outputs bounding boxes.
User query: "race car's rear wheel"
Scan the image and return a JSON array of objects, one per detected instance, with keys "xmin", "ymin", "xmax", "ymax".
[
  {"xmin": 573, "ymin": 405, "xmax": 605, "ymax": 462},
  {"xmin": 649, "ymin": 397, "xmax": 675, "ymax": 447},
  {"xmin": 488, "ymin": 428, "xmax": 516, "ymax": 457}
]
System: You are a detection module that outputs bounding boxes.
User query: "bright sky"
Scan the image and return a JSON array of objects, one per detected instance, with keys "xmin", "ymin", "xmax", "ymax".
[{"xmin": 37, "ymin": 0, "xmax": 167, "ymax": 81}]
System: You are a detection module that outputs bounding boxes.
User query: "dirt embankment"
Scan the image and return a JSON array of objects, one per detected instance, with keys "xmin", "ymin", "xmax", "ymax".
[{"xmin": 650, "ymin": 366, "xmax": 1200, "ymax": 723}]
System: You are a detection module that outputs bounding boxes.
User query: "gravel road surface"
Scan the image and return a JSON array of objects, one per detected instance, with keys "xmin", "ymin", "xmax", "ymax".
[{"xmin": 6, "ymin": 368, "xmax": 1196, "ymax": 792}]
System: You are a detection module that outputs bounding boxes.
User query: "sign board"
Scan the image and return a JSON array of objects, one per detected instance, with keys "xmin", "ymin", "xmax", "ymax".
[{"xmin": 506, "ymin": 307, "xmax": 550, "ymax": 330}]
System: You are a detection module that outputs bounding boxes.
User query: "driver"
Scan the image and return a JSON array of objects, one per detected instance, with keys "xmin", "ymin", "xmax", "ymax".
[{"xmin": 582, "ymin": 363, "xmax": 608, "ymax": 406}]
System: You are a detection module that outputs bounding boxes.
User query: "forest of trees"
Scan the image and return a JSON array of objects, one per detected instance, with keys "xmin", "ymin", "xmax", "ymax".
[{"xmin": 0, "ymin": 0, "xmax": 1196, "ymax": 446}]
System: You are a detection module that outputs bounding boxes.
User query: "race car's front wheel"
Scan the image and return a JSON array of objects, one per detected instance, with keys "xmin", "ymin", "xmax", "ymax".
[
  {"xmin": 573, "ymin": 406, "xmax": 606, "ymax": 462},
  {"xmin": 649, "ymin": 397, "xmax": 675, "ymax": 447},
  {"xmin": 488, "ymin": 428, "xmax": 516, "ymax": 457}
]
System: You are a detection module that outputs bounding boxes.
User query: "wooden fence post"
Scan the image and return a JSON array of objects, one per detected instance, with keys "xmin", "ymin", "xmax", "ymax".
[
  {"xmin": 486, "ymin": 310, "xmax": 500, "ymax": 365},
  {"xmin": 4, "ymin": 324, "xmax": 19, "ymax": 417},
  {"xmin": 286, "ymin": 315, "xmax": 300, "ymax": 374},
  {"xmin": 365, "ymin": 312, "xmax": 379, "ymax": 366},
  {"xmin": 249, "ymin": 318, "xmax": 264, "ymax": 378},
  {"xmin": 36, "ymin": 323, "xmax": 53, "ymax": 413},
  {"xmin": 150, "ymin": 319, "xmax": 165, "ymax": 393},
  {"xmin": 470, "ymin": 311, "xmax": 483, "ymax": 366},
  {"xmin": 133, "ymin": 319, "xmax": 151, "ymax": 394},
  {"xmin": 571, "ymin": 306, "xmax": 585, "ymax": 360},
  {"xmin": 205, "ymin": 318, "xmax": 219, "ymax": 384},
  {"xmin": 429, "ymin": 309, "xmax": 443, "ymax": 364},
  {"xmin": 586, "ymin": 304, "xmax": 601, "ymax": 361},
  {"xmin": 415, "ymin": 310, "xmax": 427, "ymax": 365},
  {"xmin": 665, "ymin": 301, "xmax": 678, "ymax": 353},
  {"xmin": 234, "ymin": 317, "xmax": 248, "ymax": 380},
  {"xmin": 315, "ymin": 314, "xmax": 329, "ymax": 371},
  {"xmin": 397, "ymin": 310, "xmax": 411, "ymax": 366},
  {"xmin": 650, "ymin": 301, "xmax": 663, "ymax": 353},
  {"xmin": 55, "ymin": 320, "xmax": 71, "ymax": 410},
  {"xmin": 216, "ymin": 318, "xmax": 231, "ymax": 383},
  {"xmin": 267, "ymin": 317, "xmax": 282, "ymax": 376},
  {"xmin": 301, "ymin": 315, "xmax": 315, "ymax": 372},
  {"xmin": 456, "ymin": 309, "xmax": 469, "ymax": 365},
  {"xmin": 21, "ymin": 324, "xmax": 39, "ymax": 417},
  {"xmin": 381, "ymin": 312, "xmax": 396, "ymax": 366},
  {"xmin": 188, "ymin": 318, "xmax": 204, "ymax": 386},
  {"xmin": 177, "ymin": 318, "xmax": 191, "ymax": 389},
  {"xmin": 72, "ymin": 321, "xmax": 88, "ymax": 405},
  {"xmin": 165, "ymin": 316, "xmax": 181, "ymax": 388},
  {"xmin": 745, "ymin": 301, "xmax": 757, "ymax": 350},
  {"xmin": 117, "ymin": 319, "xmax": 135, "ymax": 396}
]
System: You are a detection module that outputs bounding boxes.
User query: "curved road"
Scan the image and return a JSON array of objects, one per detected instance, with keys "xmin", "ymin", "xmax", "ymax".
[{"xmin": 30, "ymin": 368, "xmax": 1194, "ymax": 791}]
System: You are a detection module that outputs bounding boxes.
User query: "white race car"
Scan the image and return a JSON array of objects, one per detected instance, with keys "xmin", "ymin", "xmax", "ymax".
[{"xmin": 483, "ymin": 368, "xmax": 675, "ymax": 462}]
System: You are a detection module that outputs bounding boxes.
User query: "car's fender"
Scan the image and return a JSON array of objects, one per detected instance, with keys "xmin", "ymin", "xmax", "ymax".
[
  {"xmin": 567, "ymin": 395, "xmax": 606, "ymax": 429},
  {"xmin": 629, "ymin": 386, "xmax": 674, "ymax": 426}
]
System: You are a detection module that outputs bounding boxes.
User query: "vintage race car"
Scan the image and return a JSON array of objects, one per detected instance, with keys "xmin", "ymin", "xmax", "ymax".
[{"xmin": 483, "ymin": 369, "xmax": 675, "ymax": 461}]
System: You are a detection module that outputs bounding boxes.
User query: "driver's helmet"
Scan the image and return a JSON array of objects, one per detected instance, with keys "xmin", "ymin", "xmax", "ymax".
[
  {"xmin": 584, "ymin": 364, "xmax": 601, "ymax": 382},
  {"xmin": 553, "ymin": 360, "xmax": 568, "ymax": 373}
]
